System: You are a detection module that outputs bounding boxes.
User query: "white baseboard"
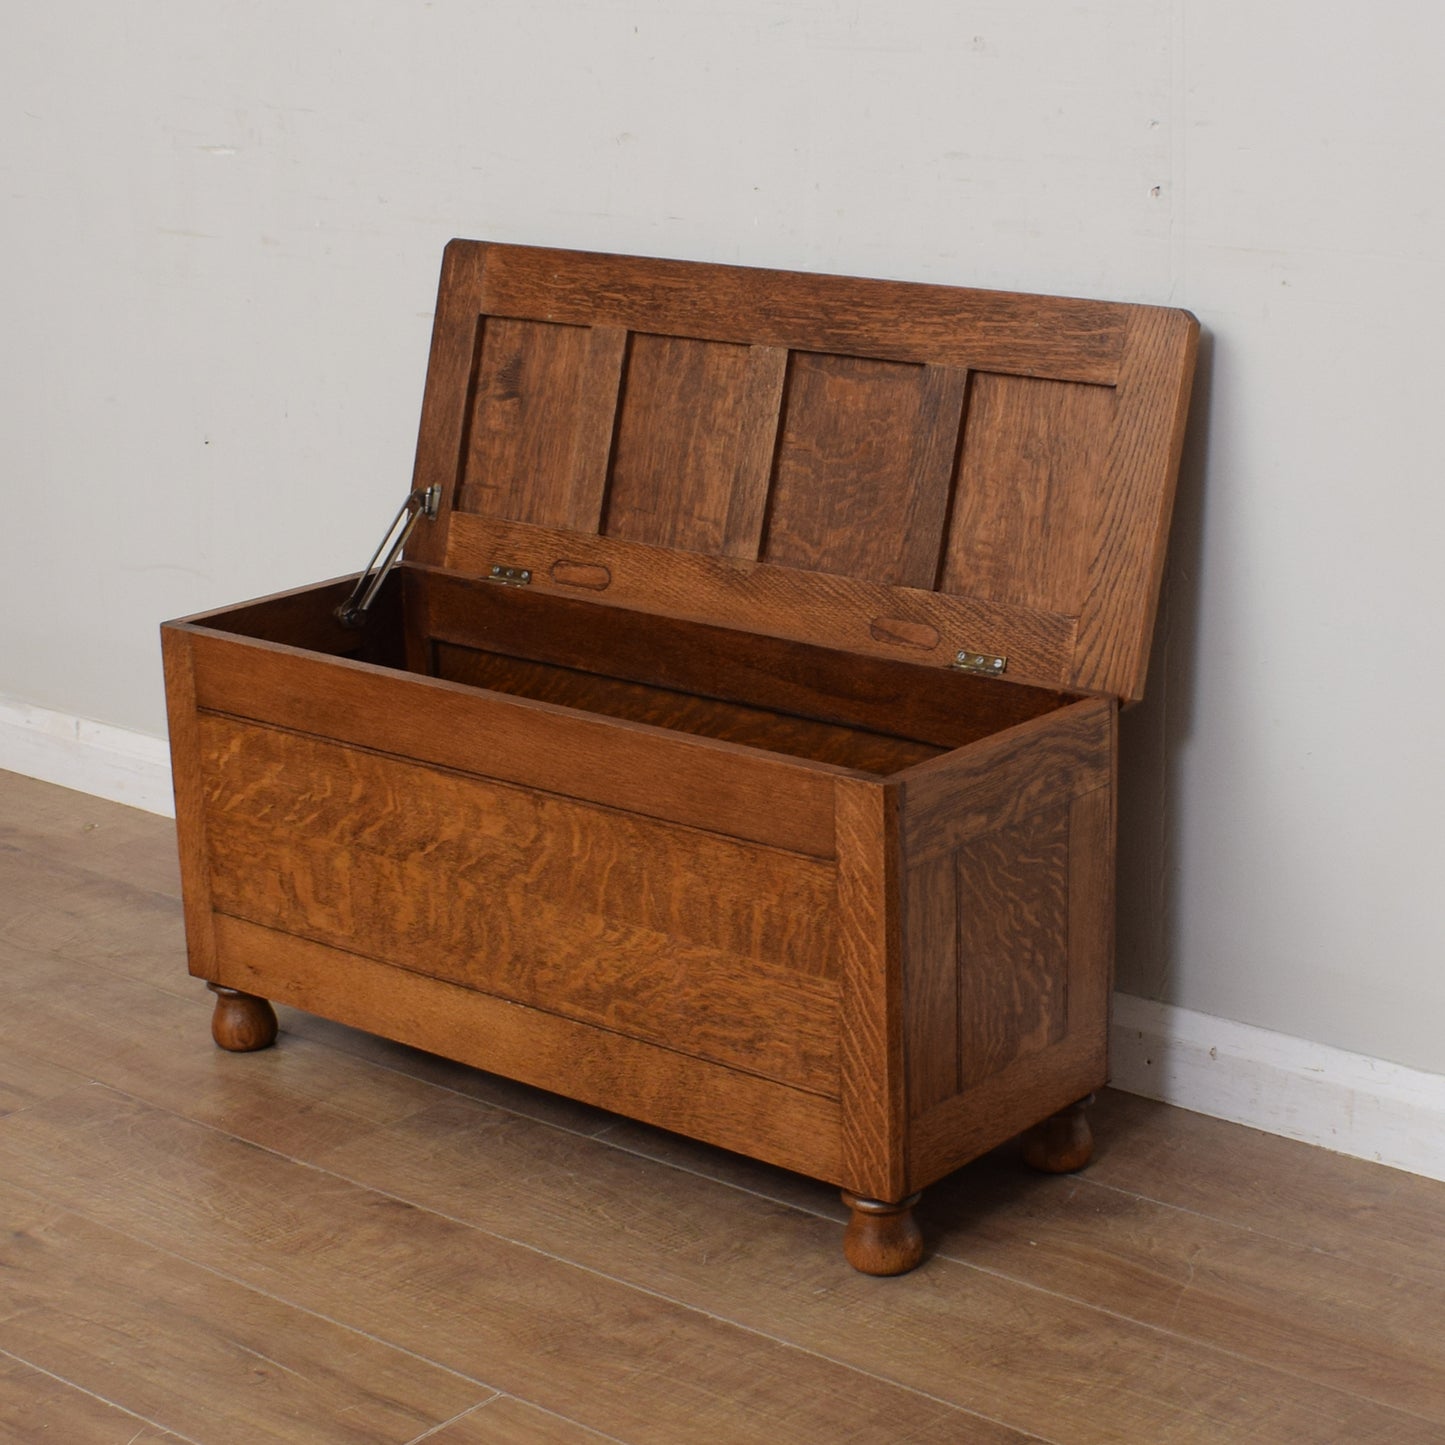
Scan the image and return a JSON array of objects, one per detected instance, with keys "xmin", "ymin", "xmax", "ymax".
[
  {"xmin": 0, "ymin": 694, "xmax": 174, "ymax": 817},
  {"xmin": 3, "ymin": 695, "xmax": 1442, "ymax": 1181},
  {"xmin": 1110, "ymin": 993, "xmax": 1445, "ymax": 1183}
]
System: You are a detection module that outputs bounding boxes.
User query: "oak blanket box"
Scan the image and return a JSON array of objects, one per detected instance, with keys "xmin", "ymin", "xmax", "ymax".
[{"xmin": 162, "ymin": 241, "xmax": 1197, "ymax": 1273}]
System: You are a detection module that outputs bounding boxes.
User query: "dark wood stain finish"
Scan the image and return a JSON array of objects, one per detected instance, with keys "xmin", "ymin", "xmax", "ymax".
[{"xmin": 161, "ymin": 240, "xmax": 1197, "ymax": 1274}]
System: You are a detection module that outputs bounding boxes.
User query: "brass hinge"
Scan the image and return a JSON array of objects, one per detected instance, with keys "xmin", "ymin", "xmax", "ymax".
[
  {"xmin": 950, "ymin": 649, "xmax": 1008, "ymax": 677},
  {"xmin": 487, "ymin": 564, "xmax": 532, "ymax": 587}
]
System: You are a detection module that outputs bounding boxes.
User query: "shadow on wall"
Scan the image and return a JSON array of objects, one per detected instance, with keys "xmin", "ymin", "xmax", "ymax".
[{"xmin": 1115, "ymin": 327, "xmax": 1214, "ymax": 1005}]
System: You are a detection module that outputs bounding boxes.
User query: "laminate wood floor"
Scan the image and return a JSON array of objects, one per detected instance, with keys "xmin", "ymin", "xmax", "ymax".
[{"xmin": 2, "ymin": 769, "xmax": 1443, "ymax": 1444}]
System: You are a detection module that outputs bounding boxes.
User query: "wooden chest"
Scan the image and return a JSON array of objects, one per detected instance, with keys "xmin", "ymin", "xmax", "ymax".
[{"xmin": 162, "ymin": 241, "xmax": 1197, "ymax": 1273}]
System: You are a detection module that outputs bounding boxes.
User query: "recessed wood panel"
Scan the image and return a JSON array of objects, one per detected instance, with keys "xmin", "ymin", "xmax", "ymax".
[
  {"xmin": 904, "ymin": 851, "xmax": 959, "ymax": 1117},
  {"xmin": 762, "ymin": 354, "xmax": 967, "ymax": 588},
  {"xmin": 198, "ymin": 717, "xmax": 840, "ymax": 1091},
  {"xmin": 942, "ymin": 373, "xmax": 1118, "ymax": 616},
  {"xmin": 457, "ymin": 317, "xmax": 625, "ymax": 531},
  {"xmin": 956, "ymin": 803, "xmax": 1071, "ymax": 1089},
  {"xmin": 604, "ymin": 336, "xmax": 786, "ymax": 558}
]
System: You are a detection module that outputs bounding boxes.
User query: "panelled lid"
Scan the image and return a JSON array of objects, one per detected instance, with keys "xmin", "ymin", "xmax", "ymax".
[{"xmin": 404, "ymin": 240, "xmax": 1198, "ymax": 700}]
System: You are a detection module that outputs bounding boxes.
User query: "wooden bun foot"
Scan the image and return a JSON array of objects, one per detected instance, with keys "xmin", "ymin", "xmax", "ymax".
[
  {"xmin": 207, "ymin": 984, "xmax": 278, "ymax": 1052},
  {"xmin": 840, "ymin": 1191, "xmax": 924, "ymax": 1275},
  {"xmin": 1021, "ymin": 1093, "xmax": 1095, "ymax": 1173}
]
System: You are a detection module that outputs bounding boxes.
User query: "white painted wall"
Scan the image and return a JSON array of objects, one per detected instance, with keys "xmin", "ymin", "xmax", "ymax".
[{"xmin": 4, "ymin": 3, "xmax": 1443, "ymax": 1077}]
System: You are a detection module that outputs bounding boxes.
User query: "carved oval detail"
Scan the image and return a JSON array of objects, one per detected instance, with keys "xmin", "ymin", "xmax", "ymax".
[
  {"xmin": 868, "ymin": 616, "xmax": 940, "ymax": 651},
  {"xmin": 551, "ymin": 560, "xmax": 612, "ymax": 591}
]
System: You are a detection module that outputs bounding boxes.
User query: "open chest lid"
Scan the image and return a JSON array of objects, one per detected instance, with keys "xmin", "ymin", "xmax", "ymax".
[{"xmin": 402, "ymin": 240, "xmax": 1198, "ymax": 702}]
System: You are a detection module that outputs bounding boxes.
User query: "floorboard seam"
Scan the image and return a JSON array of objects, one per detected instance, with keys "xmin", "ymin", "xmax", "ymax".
[
  {"xmin": 61, "ymin": 1084, "xmax": 1063, "ymax": 1445},
  {"xmin": 932, "ymin": 1252, "xmax": 1445, "ymax": 1432},
  {"xmin": 0, "ymin": 1343, "xmax": 204, "ymax": 1444},
  {"xmin": 0, "ymin": 1166, "xmax": 507, "ymax": 1404}
]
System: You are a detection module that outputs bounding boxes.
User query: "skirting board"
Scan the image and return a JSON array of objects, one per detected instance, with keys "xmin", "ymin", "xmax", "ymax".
[
  {"xmin": 0, "ymin": 693, "xmax": 174, "ymax": 818},
  {"xmin": 3, "ymin": 694, "xmax": 1444, "ymax": 1183},
  {"xmin": 1111, "ymin": 993, "xmax": 1445, "ymax": 1184}
]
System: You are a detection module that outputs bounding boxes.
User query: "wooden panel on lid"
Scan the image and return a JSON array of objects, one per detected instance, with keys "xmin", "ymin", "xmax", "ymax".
[
  {"xmin": 941, "ymin": 372, "xmax": 1117, "ymax": 617},
  {"xmin": 762, "ymin": 355, "xmax": 967, "ymax": 589},
  {"xmin": 411, "ymin": 241, "xmax": 1198, "ymax": 700},
  {"xmin": 457, "ymin": 317, "xmax": 625, "ymax": 532},
  {"xmin": 602, "ymin": 336, "xmax": 786, "ymax": 558}
]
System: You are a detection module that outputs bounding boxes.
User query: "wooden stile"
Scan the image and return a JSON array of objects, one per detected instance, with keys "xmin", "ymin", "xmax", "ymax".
[{"xmin": 162, "ymin": 240, "xmax": 1197, "ymax": 1273}]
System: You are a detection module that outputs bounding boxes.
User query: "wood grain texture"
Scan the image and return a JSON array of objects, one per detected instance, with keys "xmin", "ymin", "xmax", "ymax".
[
  {"xmin": 403, "ymin": 242, "xmax": 1194, "ymax": 698},
  {"xmin": 422, "ymin": 1398, "xmax": 620, "ymax": 1444},
  {"xmin": 762, "ymin": 356, "xmax": 966, "ymax": 588},
  {"xmin": 442, "ymin": 513, "xmax": 1077, "ymax": 686},
  {"xmin": 199, "ymin": 717, "xmax": 840, "ymax": 1092},
  {"xmin": 159, "ymin": 625, "xmax": 218, "ymax": 981},
  {"xmin": 168, "ymin": 572, "xmax": 398, "ymax": 660},
  {"xmin": 0, "ymin": 1181, "xmax": 487, "ymax": 1445},
  {"xmin": 898, "ymin": 696, "xmax": 1113, "ymax": 863},
  {"xmin": 0, "ymin": 1089, "xmax": 985, "ymax": 1445},
  {"xmin": 402, "ymin": 239, "xmax": 487, "ymax": 570},
  {"xmin": 956, "ymin": 804, "xmax": 1071, "ymax": 1090},
  {"xmin": 926, "ymin": 1145, "xmax": 1445, "ymax": 1433},
  {"xmin": 942, "ymin": 373, "xmax": 1116, "ymax": 615},
  {"xmin": 835, "ymin": 779, "xmax": 907, "ymax": 1201},
  {"xmin": 184, "ymin": 626, "xmax": 841, "ymax": 857},
  {"xmin": 13, "ymin": 776, "xmax": 1445, "ymax": 1445},
  {"xmin": 470, "ymin": 240, "xmax": 1131, "ymax": 383},
  {"xmin": 907, "ymin": 1029, "xmax": 1105, "ymax": 1192},
  {"xmin": 0, "ymin": 1352, "xmax": 187, "ymax": 1445},
  {"xmin": 433, "ymin": 642, "xmax": 940, "ymax": 774},
  {"xmin": 1067, "ymin": 780, "xmax": 1116, "ymax": 1046},
  {"xmin": 418, "ymin": 244, "xmax": 1195, "ymax": 699},
  {"xmin": 1070, "ymin": 304, "xmax": 1199, "ymax": 698},
  {"xmin": 902, "ymin": 851, "xmax": 959, "ymax": 1118},
  {"xmin": 414, "ymin": 564, "xmax": 1068, "ymax": 750},
  {"xmin": 604, "ymin": 337, "xmax": 786, "ymax": 557},
  {"xmin": 458, "ymin": 319, "xmax": 626, "ymax": 532},
  {"xmin": 212, "ymin": 915, "xmax": 844, "ymax": 1180}
]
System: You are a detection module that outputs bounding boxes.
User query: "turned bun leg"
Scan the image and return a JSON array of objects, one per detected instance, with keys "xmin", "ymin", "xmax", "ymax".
[
  {"xmin": 207, "ymin": 984, "xmax": 278, "ymax": 1052},
  {"xmin": 840, "ymin": 1190, "xmax": 924, "ymax": 1275},
  {"xmin": 1021, "ymin": 1093, "xmax": 1095, "ymax": 1173}
]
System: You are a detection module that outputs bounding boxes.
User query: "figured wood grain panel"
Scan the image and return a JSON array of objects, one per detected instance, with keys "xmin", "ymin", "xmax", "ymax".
[
  {"xmin": 955, "ymin": 804, "xmax": 1071, "ymax": 1089},
  {"xmin": 434, "ymin": 644, "xmax": 940, "ymax": 775},
  {"xmin": 903, "ymin": 851, "xmax": 958, "ymax": 1117},
  {"xmin": 941, "ymin": 373, "xmax": 1117, "ymax": 615},
  {"xmin": 470, "ymin": 240, "xmax": 1130, "ymax": 383},
  {"xmin": 898, "ymin": 697, "xmax": 1113, "ymax": 863},
  {"xmin": 763, "ymin": 356, "xmax": 966, "ymax": 588},
  {"xmin": 457, "ymin": 318, "xmax": 626, "ymax": 531},
  {"xmin": 212, "ymin": 916, "xmax": 844, "ymax": 1181},
  {"xmin": 604, "ymin": 338, "xmax": 786, "ymax": 558},
  {"xmin": 1071, "ymin": 306, "xmax": 1200, "ymax": 699},
  {"xmin": 442, "ymin": 514, "xmax": 1077, "ymax": 686},
  {"xmin": 185, "ymin": 628, "xmax": 840, "ymax": 857},
  {"xmin": 835, "ymin": 779, "xmax": 906, "ymax": 1201},
  {"xmin": 199, "ymin": 717, "xmax": 839, "ymax": 1090}
]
